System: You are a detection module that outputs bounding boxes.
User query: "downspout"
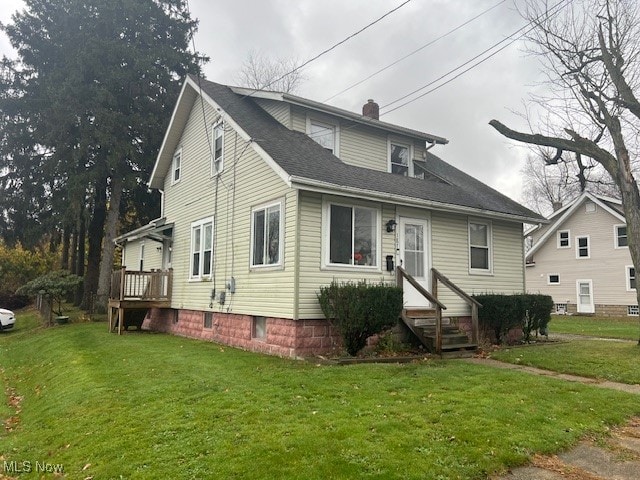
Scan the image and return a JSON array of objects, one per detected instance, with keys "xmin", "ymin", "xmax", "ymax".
[{"xmin": 293, "ymin": 189, "xmax": 301, "ymax": 320}]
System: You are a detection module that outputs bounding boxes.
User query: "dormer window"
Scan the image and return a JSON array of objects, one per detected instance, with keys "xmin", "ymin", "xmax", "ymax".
[
  {"xmin": 307, "ymin": 117, "xmax": 338, "ymax": 155},
  {"xmin": 388, "ymin": 140, "xmax": 412, "ymax": 176}
]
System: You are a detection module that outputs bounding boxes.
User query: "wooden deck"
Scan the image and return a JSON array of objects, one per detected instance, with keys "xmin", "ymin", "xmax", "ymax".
[{"xmin": 108, "ymin": 268, "xmax": 172, "ymax": 334}]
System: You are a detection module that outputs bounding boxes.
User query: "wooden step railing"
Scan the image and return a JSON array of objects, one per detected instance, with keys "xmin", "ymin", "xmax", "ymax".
[{"xmin": 110, "ymin": 268, "xmax": 173, "ymax": 301}]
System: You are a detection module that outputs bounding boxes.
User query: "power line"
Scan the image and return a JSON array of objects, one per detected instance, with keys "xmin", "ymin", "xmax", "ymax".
[{"xmin": 323, "ymin": 0, "xmax": 508, "ymax": 103}]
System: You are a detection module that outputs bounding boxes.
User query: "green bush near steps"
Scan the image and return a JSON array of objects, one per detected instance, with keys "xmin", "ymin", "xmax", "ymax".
[
  {"xmin": 318, "ymin": 281, "xmax": 403, "ymax": 356},
  {"xmin": 473, "ymin": 293, "xmax": 554, "ymax": 344}
]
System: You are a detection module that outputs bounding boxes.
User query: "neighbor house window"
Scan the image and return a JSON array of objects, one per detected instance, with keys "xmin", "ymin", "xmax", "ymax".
[
  {"xmin": 203, "ymin": 312, "xmax": 213, "ymax": 329},
  {"xmin": 326, "ymin": 203, "xmax": 378, "ymax": 267},
  {"xmin": 389, "ymin": 141, "xmax": 411, "ymax": 176},
  {"xmin": 252, "ymin": 316, "xmax": 267, "ymax": 340},
  {"xmin": 548, "ymin": 274, "xmax": 560, "ymax": 284},
  {"xmin": 627, "ymin": 305, "xmax": 639, "ymax": 316},
  {"xmin": 468, "ymin": 220, "xmax": 492, "ymax": 273},
  {"xmin": 212, "ymin": 121, "xmax": 224, "ymax": 175},
  {"xmin": 172, "ymin": 149, "xmax": 182, "ymax": 184},
  {"xmin": 251, "ymin": 200, "xmax": 282, "ymax": 267},
  {"xmin": 615, "ymin": 225, "xmax": 628, "ymax": 248},
  {"xmin": 627, "ymin": 266, "xmax": 636, "ymax": 291},
  {"xmin": 308, "ymin": 118, "xmax": 338, "ymax": 155},
  {"xmin": 557, "ymin": 230, "xmax": 570, "ymax": 248},
  {"xmin": 190, "ymin": 217, "xmax": 214, "ymax": 279},
  {"xmin": 556, "ymin": 303, "xmax": 568, "ymax": 314},
  {"xmin": 576, "ymin": 236, "xmax": 589, "ymax": 258}
]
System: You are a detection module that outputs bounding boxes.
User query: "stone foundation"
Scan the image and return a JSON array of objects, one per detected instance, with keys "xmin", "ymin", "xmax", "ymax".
[
  {"xmin": 554, "ymin": 303, "xmax": 638, "ymax": 317},
  {"xmin": 143, "ymin": 308, "xmax": 342, "ymax": 358}
]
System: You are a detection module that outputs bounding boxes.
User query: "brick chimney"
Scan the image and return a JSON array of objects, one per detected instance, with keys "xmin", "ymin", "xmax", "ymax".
[{"xmin": 362, "ymin": 99, "xmax": 379, "ymax": 120}]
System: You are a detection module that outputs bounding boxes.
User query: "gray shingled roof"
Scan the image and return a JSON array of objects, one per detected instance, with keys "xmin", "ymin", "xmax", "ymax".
[{"xmin": 197, "ymin": 77, "xmax": 543, "ymax": 222}]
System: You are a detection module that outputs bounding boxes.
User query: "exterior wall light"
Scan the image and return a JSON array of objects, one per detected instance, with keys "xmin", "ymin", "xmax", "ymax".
[{"xmin": 385, "ymin": 219, "xmax": 397, "ymax": 233}]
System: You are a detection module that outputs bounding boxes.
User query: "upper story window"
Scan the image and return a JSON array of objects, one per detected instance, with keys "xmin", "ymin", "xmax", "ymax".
[
  {"xmin": 251, "ymin": 200, "xmax": 283, "ymax": 268},
  {"xmin": 324, "ymin": 202, "xmax": 379, "ymax": 268},
  {"xmin": 307, "ymin": 117, "xmax": 339, "ymax": 156},
  {"xmin": 212, "ymin": 121, "xmax": 224, "ymax": 175},
  {"xmin": 576, "ymin": 235, "xmax": 590, "ymax": 258},
  {"xmin": 190, "ymin": 217, "xmax": 214, "ymax": 279},
  {"xmin": 172, "ymin": 149, "xmax": 182, "ymax": 184},
  {"xmin": 627, "ymin": 266, "xmax": 636, "ymax": 291},
  {"xmin": 615, "ymin": 225, "xmax": 628, "ymax": 248},
  {"xmin": 557, "ymin": 230, "xmax": 570, "ymax": 248},
  {"xmin": 548, "ymin": 274, "xmax": 560, "ymax": 284},
  {"xmin": 139, "ymin": 242, "xmax": 145, "ymax": 271},
  {"xmin": 468, "ymin": 219, "xmax": 492, "ymax": 273},
  {"xmin": 389, "ymin": 141, "xmax": 412, "ymax": 176}
]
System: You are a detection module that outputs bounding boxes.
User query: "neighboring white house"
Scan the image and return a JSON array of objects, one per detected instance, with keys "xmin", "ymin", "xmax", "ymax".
[
  {"xmin": 525, "ymin": 192, "xmax": 637, "ymax": 317},
  {"xmin": 113, "ymin": 75, "xmax": 543, "ymax": 357}
]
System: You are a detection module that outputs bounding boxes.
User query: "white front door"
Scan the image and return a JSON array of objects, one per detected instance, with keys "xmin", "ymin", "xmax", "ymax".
[
  {"xmin": 576, "ymin": 280, "xmax": 594, "ymax": 313},
  {"xmin": 399, "ymin": 217, "xmax": 430, "ymax": 308}
]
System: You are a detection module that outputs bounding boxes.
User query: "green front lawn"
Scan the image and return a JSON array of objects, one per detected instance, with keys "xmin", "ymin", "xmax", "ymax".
[
  {"xmin": 549, "ymin": 314, "xmax": 640, "ymax": 340},
  {"xmin": 1, "ymin": 314, "xmax": 639, "ymax": 479}
]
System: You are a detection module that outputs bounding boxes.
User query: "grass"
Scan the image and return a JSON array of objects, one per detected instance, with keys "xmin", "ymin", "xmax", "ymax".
[
  {"xmin": 1, "ymin": 312, "xmax": 640, "ymax": 479},
  {"xmin": 549, "ymin": 314, "xmax": 640, "ymax": 340}
]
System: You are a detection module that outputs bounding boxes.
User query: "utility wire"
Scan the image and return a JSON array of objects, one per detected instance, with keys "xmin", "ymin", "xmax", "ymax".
[{"xmin": 323, "ymin": 0, "xmax": 508, "ymax": 103}]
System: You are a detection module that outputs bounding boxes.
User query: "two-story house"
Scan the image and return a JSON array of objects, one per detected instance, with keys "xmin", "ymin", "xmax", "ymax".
[
  {"xmin": 112, "ymin": 75, "xmax": 542, "ymax": 357},
  {"xmin": 525, "ymin": 192, "xmax": 637, "ymax": 316}
]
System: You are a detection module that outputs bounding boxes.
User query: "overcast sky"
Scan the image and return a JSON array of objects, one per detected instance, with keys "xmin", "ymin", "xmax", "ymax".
[{"xmin": 0, "ymin": 0, "xmax": 546, "ymax": 204}]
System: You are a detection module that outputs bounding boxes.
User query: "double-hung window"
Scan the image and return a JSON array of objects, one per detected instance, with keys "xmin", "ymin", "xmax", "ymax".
[
  {"xmin": 212, "ymin": 121, "xmax": 224, "ymax": 175},
  {"xmin": 615, "ymin": 225, "xmax": 628, "ymax": 248},
  {"xmin": 627, "ymin": 266, "xmax": 636, "ymax": 291},
  {"xmin": 389, "ymin": 141, "xmax": 411, "ymax": 176},
  {"xmin": 576, "ymin": 235, "xmax": 589, "ymax": 258},
  {"xmin": 469, "ymin": 220, "xmax": 492, "ymax": 273},
  {"xmin": 326, "ymin": 203, "xmax": 378, "ymax": 267},
  {"xmin": 308, "ymin": 119, "xmax": 338, "ymax": 155},
  {"xmin": 557, "ymin": 230, "xmax": 570, "ymax": 248},
  {"xmin": 251, "ymin": 201, "xmax": 282, "ymax": 267},
  {"xmin": 172, "ymin": 149, "xmax": 182, "ymax": 184},
  {"xmin": 190, "ymin": 217, "xmax": 214, "ymax": 279}
]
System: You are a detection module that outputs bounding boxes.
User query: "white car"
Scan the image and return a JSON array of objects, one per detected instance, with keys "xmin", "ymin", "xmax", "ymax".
[{"xmin": 0, "ymin": 308, "xmax": 15, "ymax": 331}]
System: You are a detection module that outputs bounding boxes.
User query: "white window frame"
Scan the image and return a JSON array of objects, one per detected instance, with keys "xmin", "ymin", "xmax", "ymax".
[
  {"xmin": 211, "ymin": 120, "xmax": 224, "ymax": 176},
  {"xmin": 306, "ymin": 116, "xmax": 339, "ymax": 156},
  {"xmin": 139, "ymin": 242, "xmax": 145, "ymax": 271},
  {"xmin": 172, "ymin": 148, "xmax": 182, "ymax": 185},
  {"xmin": 250, "ymin": 199, "xmax": 284, "ymax": 269},
  {"xmin": 557, "ymin": 230, "xmax": 570, "ymax": 249},
  {"xmin": 576, "ymin": 235, "xmax": 590, "ymax": 259},
  {"xmin": 626, "ymin": 265, "xmax": 636, "ymax": 291},
  {"xmin": 547, "ymin": 273, "xmax": 560, "ymax": 285},
  {"xmin": 387, "ymin": 138, "xmax": 414, "ymax": 177},
  {"xmin": 322, "ymin": 199, "xmax": 381, "ymax": 271},
  {"xmin": 614, "ymin": 224, "xmax": 628, "ymax": 249},
  {"xmin": 468, "ymin": 218, "xmax": 493, "ymax": 275},
  {"xmin": 189, "ymin": 217, "xmax": 214, "ymax": 280},
  {"xmin": 627, "ymin": 305, "xmax": 639, "ymax": 316},
  {"xmin": 555, "ymin": 303, "xmax": 568, "ymax": 314}
]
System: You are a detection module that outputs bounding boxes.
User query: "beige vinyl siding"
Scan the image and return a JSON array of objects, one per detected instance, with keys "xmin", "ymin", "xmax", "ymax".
[
  {"xmin": 431, "ymin": 212, "xmax": 525, "ymax": 316},
  {"xmin": 162, "ymin": 99, "xmax": 296, "ymax": 318},
  {"xmin": 526, "ymin": 203, "xmax": 636, "ymax": 307},
  {"xmin": 122, "ymin": 238, "xmax": 163, "ymax": 271},
  {"xmin": 290, "ymin": 105, "xmax": 307, "ymax": 133},
  {"xmin": 297, "ymin": 191, "xmax": 396, "ymax": 319},
  {"xmin": 339, "ymin": 122, "xmax": 387, "ymax": 170},
  {"xmin": 255, "ymin": 98, "xmax": 291, "ymax": 129}
]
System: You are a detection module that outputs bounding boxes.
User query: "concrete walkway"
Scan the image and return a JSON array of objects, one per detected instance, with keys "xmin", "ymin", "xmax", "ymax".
[{"xmin": 465, "ymin": 356, "xmax": 640, "ymax": 479}]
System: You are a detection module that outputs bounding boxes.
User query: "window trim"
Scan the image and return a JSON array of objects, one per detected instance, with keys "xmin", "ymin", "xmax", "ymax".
[
  {"xmin": 321, "ymin": 199, "xmax": 381, "ymax": 271},
  {"xmin": 387, "ymin": 138, "xmax": 414, "ymax": 177},
  {"xmin": 576, "ymin": 235, "xmax": 590, "ymax": 259},
  {"xmin": 557, "ymin": 229, "xmax": 570, "ymax": 249},
  {"xmin": 306, "ymin": 116, "xmax": 340, "ymax": 156},
  {"xmin": 614, "ymin": 224, "xmax": 628, "ymax": 249},
  {"xmin": 171, "ymin": 148, "xmax": 182, "ymax": 185},
  {"xmin": 547, "ymin": 273, "xmax": 560, "ymax": 285},
  {"xmin": 211, "ymin": 120, "xmax": 224, "ymax": 176},
  {"xmin": 189, "ymin": 216, "xmax": 214, "ymax": 281},
  {"xmin": 250, "ymin": 199, "xmax": 284, "ymax": 270},
  {"xmin": 626, "ymin": 265, "xmax": 636, "ymax": 291},
  {"xmin": 468, "ymin": 218, "xmax": 493, "ymax": 275}
]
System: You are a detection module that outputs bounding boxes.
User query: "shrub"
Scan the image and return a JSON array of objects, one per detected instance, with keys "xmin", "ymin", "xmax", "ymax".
[
  {"xmin": 0, "ymin": 241, "xmax": 58, "ymax": 305},
  {"xmin": 473, "ymin": 293, "xmax": 553, "ymax": 344},
  {"xmin": 318, "ymin": 281, "xmax": 403, "ymax": 356},
  {"xmin": 17, "ymin": 270, "xmax": 83, "ymax": 317}
]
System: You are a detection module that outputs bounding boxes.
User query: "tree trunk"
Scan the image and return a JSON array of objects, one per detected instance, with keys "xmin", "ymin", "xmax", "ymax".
[
  {"xmin": 82, "ymin": 176, "xmax": 107, "ymax": 310},
  {"xmin": 96, "ymin": 175, "xmax": 124, "ymax": 313},
  {"xmin": 60, "ymin": 226, "xmax": 70, "ymax": 270},
  {"xmin": 74, "ymin": 208, "xmax": 86, "ymax": 305}
]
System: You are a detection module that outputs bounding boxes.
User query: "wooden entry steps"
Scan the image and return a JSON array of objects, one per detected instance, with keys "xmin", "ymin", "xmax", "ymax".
[{"xmin": 401, "ymin": 308, "xmax": 477, "ymax": 357}]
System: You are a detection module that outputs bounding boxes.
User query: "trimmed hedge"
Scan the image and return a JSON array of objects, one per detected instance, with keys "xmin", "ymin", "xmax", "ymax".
[
  {"xmin": 318, "ymin": 281, "xmax": 403, "ymax": 356},
  {"xmin": 472, "ymin": 293, "xmax": 554, "ymax": 344}
]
